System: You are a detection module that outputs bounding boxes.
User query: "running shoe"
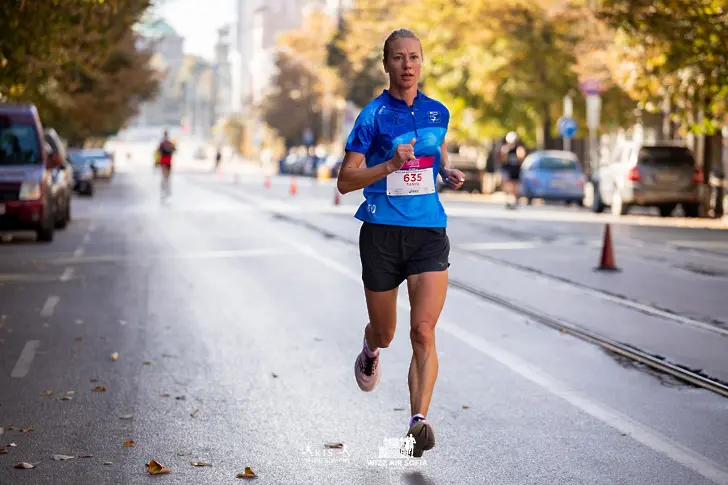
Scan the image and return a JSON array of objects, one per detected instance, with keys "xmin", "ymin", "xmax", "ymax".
[
  {"xmin": 354, "ymin": 349, "xmax": 380, "ymax": 392},
  {"xmin": 407, "ymin": 418, "xmax": 435, "ymax": 458}
]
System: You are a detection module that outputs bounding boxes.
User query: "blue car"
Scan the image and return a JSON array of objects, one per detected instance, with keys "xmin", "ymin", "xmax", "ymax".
[{"xmin": 519, "ymin": 150, "xmax": 586, "ymax": 206}]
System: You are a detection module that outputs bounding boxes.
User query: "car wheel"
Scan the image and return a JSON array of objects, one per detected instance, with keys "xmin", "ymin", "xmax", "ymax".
[
  {"xmin": 591, "ymin": 183, "xmax": 606, "ymax": 213},
  {"xmin": 85, "ymin": 185, "xmax": 94, "ymax": 197},
  {"xmin": 682, "ymin": 202, "xmax": 700, "ymax": 218},
  {"xmin": 658, "ymin": 204, "xmax": 676, "ymax": 217}
]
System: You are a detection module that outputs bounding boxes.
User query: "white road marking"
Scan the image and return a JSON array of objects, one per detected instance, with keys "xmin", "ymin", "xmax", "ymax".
[
  {"xmin": 457, "ymin": 240, "xmax": 542, "ymax": 251},
  {"xmin": 88, "ymin": 222, "xmax": 96, "ymax": 232},
  {"xmin": 11, "ymin": 340, "xmax": 40, "ymax": 378},
  {"xmin": 289, "ymin": 240, "xmax": 728, "ymax": 485},
  {"xmin": 60, "ymin": 267, "xmax": 74, "ymax": 282},
  {"xmin": 73, "ymin": 248, "xmax": 85, "ymax": 259},
  {"xmin": 83, "ymin": 234, "xmax": 91, "ymax": 243},
  {"xmin": 40, "ymin": 296, "xmax": 60, "ymax": 318},
  {"xmin": 51, "ymin": 248, "xmax": 291, "ymax": 265}
]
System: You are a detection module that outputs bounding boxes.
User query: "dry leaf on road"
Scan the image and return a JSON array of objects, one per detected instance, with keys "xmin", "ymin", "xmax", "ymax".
[
  {"xmin": 190, "ymin": 461, "xmax": 212, "ymax": 467},
  {"xmin": 66, "ymin": 391, "xmax": 76, "ymax": 396},
  {"xmin": 0, "ymin": 449, "xmax": 8, "ymax": 454},
  {"xmin": 110, "ymin": 352, "xmax": 119, "ymax": 361},
  {"xmin": 92, "ymin": 386, "xmax": 107, "ymax": 392},
  {"xmin": 236, "ymin": 466, "xmax": 258, "ymax": 479},
  {"xmin": 143, "ymin": 361, "xmax": 153, "ymax": 365},
  {"xmin": 20, "ymin": 427, "xmax": 33, "ymax": 433},
  {"xmin": 462, "ymin": 404, "xmax": 471, "ymax": 409},
  {"xmin": 14, "ymin": 462, "xmax": 36, "ymax": 469},
  {"xmin": 146, "ymin": 460, "xmax": 172, "ymax": 475},
  {"xmin": 40, "ymin": 390, "xmax": 53, "ymax": 397},
  {"xmin": 190, "ymin": 408, "xmax": 200, "ymax": 418},
  {"xmin": 122, "ymin": 440, "xmax": 135, "ymax": 447},
  {"xmin": 78, "ymin": 455, "xmax": 94, "ymax": 459},
  {"xmin": 104, "ymin": 461, "xmax": 113, "ymax": 465},
  {"xmin": 119, "ymin": 414, "xmax": 134, "ymax": 420},
  {"xmin": 62, "ymin": 396, "xmax": 72, "ymax": 401},
  {"xmin": 53, "ymin": 454, "xmax": 75, "ymax": 461},
  {"xmin": 324, "ymin": 443, "xmax": 344, "ymax": 449}
]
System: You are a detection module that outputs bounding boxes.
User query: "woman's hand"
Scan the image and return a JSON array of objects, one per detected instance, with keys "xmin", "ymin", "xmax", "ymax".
[{"xmin": 442, "ymin": 168, "xmax": 465, "ymax": 190}]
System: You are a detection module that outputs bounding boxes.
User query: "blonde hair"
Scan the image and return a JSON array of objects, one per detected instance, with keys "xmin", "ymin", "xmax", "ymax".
[{"xmin": 383, "ymin": 29, "xmax": 423, "ymax": 62}]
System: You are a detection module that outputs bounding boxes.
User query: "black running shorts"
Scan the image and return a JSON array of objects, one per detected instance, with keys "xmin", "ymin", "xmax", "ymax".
[
  {"xmin": 359, "ymin": 222, "xmax": 450, "ymax": 292},
  {"xmin": 501, "ymin": 164, "xmax": 521, "ymax": 181}
]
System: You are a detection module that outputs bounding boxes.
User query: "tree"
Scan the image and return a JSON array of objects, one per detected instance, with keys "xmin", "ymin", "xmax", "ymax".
[{"xmin": 599, "ymin": 0, "xmax": 728, "ymax": 135}]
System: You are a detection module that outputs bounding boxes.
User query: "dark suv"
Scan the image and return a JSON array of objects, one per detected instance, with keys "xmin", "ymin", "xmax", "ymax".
[{"xmin": 0, "ymin": 104, "xmax": 63, "ymax": 242}]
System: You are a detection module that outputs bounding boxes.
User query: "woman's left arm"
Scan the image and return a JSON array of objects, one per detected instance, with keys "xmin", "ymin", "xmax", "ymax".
[{"xmin": 439, "ymin": 141, "xmax": 465, "ymax": 190}]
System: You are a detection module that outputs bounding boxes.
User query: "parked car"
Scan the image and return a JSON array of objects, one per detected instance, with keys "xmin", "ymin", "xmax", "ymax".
[
  {"xmin": 0, "ymin": 104, "xmax": 64, "ymax": 242},
  {"xmin": 44, "ymin": 128, "xmax": 72, "ymax": 228},
  {"xmin": 81, "ymin": 148, "xmax": 115, "ymax": 179},
  {"xmin": 67, "ymin": 149, "xmax": 96, "ymax": 196},
  {"xmin": 519, "ymin": 150, "xmax": 587, "ymax": 206},
  {"xmin": 591, "ymin": 142, "xmax": 702, "ymax": 217}
]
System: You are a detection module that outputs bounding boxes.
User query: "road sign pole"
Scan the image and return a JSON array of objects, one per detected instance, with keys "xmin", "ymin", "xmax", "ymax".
[{"xmin": 563, "ymin": 95, "xmax": 573, "ymax": 152}]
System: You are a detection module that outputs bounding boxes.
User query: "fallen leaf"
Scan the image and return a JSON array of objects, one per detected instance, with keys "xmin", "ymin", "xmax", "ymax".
[
  {"xmin": 271, "ymin": 373, "xmax": 278, "ymax": 378},
  {"xmin": 175, "ymin": 395, "xmax": 186, "ymax": 401},
  {"xmin": 123, "ymin": 440, "xmax": 135, "ymax": 447},
  {"xmin": 104, "ymin": 461, "xmax": 113, "ymax": 466},
  {"xmin": 160, "ymin": 394, "xmax": 170, "ymax": 398},
  {"xmin": 236, "ymin": 466, "xmax": 257, "ymax": 479},
  {"xmin": 462, "ymin": 404, "xmax": 471, "ymax": 409},
  {"xmin": 0, "ymin": 449, "xmax": 8, "ymax": 454},
  {"xmin": 40, "ymin": 390, "xmax": 54, "ymax": 397},
  {"xmin": 190, "ymin": 461, "xmax": 212, "ymax": 467},
  {"xmin": 92, "ymin": 386, "xmax": 107, "ymax": 392},
  {"xmin": 53, "ymin": 454, "xmax": 75, "ymax": 461},
  {"xmin": 110, "ymin": 352, "xmax": 119, "ymax": 361},
  {"xmin": 393, "ymin": 408, "xmax": 406, "ymax": 411},
  {"xmin": 62, "ymin": 396, "xmax": 72, "ymax": 401},
  {"xmin": 119, "ymin": 414, "xmax": 134, "ymax": 420},
  {"xmin": 78, "ymin": 455, "xmax": 94, "ymax": 459},
  {"xmin": 143, "ymin": 361, "xmax": 153, "ymax": 365},
  {"xmin": 6, "ymin": 426, "xmax": 16, "ymax": 431},
  {"xmin": 190, "ymin": 408, "xmax": 200, "ymax": 418},
  {"xmin": 66, "ymin": 391, "xmax": 76, "ymax": 396},
  {"xmin": 14, "ymin": 462, "xmax": 36, "ymax": 469},
  {"xmin": 21, "ymin": 427, "xmax": 33, "ymax": 433},
  {"xmin": 146, "ymin": 459, "xmax": 172, "ymax": 475},
  {"xmin": 560, "ymin": 328, "xmax": 567, "ymax": 334},
  {"xmin": 324, "ymin": 443, "xmax": 344, "ymax": 449}
]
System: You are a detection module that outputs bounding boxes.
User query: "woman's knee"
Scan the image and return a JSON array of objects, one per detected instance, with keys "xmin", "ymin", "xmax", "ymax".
[
  {"xmin": 370, "ymin": 322, "xmax": 396, "ymax": 348},
  {"xmin": 410, "ymin": 320, "xmax": 436, "ymax": 349}
]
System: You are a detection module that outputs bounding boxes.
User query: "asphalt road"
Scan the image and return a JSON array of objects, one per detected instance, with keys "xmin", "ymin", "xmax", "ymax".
[{"xmin": 1, "ymin": 150, "xmax": 727, "ymax": 485}]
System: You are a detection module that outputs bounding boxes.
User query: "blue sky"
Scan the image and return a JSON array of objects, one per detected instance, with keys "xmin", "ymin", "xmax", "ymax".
[{"xmin": 155, "ymin": 0, "xmax": 236, "ymax": 59}]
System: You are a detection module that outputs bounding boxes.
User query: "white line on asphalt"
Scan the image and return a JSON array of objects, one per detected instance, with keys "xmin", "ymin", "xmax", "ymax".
[
  {"xmin": 60, "ymin": 267, "xmax": 74, "ymax": 282},
  {"xmin": 83, "ymin": 234, "xmax": 91, "ymax": 243},
  {"xmin": 40, "ymin": 296, "xmax": 60, "ymax": 318},
  {"xmin": 457, "ymin": 240, "xmax": 542, "ymax": 251},
  {"xmin": 88, "ymin": 222, "xmax": 96, "ymax": 232},
  {"xmin": 11, "ymin": 340, "xmax": 40, "ymax": 378},
  {"xmin": 288, "ymin": 240, "xmax": 728, "ymax": 485},
  {"xmin": 73, "ymin": 248, "xmax": 85, "ymax": 259}
]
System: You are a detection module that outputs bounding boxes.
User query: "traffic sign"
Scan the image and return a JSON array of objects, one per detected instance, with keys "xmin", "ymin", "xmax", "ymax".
[
  {"xmin": 558, "ymin": 117, "xmax": 578, "ymax": 139},
  {"xmin": 580, "ymin": 79, "xmax": 602, "ymax": 96}
]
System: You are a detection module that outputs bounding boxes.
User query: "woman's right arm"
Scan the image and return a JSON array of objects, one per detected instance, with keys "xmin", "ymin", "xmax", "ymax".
[{"xmin": 336, "ymin": 151, "xmax": 395, "ymax": 194}]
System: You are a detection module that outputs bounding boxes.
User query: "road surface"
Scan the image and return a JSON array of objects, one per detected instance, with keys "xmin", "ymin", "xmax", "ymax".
[{"xmin": 1, "ymin": 148, "xmax": 727, "ymax": 484}]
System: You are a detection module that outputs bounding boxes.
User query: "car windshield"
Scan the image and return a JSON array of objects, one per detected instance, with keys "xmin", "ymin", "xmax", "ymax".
[
  {"xmin": 638, "ymin": 147, "xmax": 694, "ymax": 167},
  {"xmin": 539, "ymin": 158, "xmax": 578, "ymax": 171},
  {"xmin": 0, "ymin": 122, "xmax": 42, "ymax": 166},
  {"xmin": 69, "ymin": 151, "xmax": 107, "ymax": 164}
]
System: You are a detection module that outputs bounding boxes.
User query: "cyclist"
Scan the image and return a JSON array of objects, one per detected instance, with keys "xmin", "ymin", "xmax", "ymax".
[{"xmin": 336, "ymin": 28, "xmax": 465, "ymax": 458}]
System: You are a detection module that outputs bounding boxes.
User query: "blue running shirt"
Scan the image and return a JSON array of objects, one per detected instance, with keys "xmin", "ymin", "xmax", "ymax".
[{"xmin": 345, "ymin": 90, "xmax": 450, "ymax": 228}]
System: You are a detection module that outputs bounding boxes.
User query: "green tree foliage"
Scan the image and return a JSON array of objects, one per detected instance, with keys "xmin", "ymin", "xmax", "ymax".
[
  {"xmin": 0, "ymin": 0, "xmax": 159, "ymax": 144},
  {"xmin": 599, "ymin": 0, "xmax": 728, "ymax": 134}
]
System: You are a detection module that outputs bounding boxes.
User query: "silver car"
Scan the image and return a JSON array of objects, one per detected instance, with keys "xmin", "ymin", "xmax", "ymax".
[
  {"xmin": 592, "ymin": 143, "xmax": 702, "ymax": 217},
  {"xmin": 81, "ymin": 149, "xmax": 115, "ymax": 179}
]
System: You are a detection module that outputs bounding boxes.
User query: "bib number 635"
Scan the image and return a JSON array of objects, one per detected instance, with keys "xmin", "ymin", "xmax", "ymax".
[{"xmin": 403, "ymin": 173, "xmax": 423, "ymax": 183}]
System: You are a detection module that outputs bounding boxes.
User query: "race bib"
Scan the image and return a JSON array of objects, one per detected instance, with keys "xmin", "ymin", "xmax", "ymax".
[{"xmin": 386, "ymin": 156, "xmax": 436, "ymax": 196}]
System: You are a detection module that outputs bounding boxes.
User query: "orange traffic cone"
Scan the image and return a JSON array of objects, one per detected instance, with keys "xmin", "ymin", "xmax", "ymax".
[
  {"xmin": 333, "ymin": 187, "xmax": 341, "ymax": 205},
  {"xmin": 264, "ymin": 175, "xmax": 271, "ymax": 189},
  {"xmin": 596, "ymin": 223, "xmax": 620, "ymax": 271},
  {"xmin": 289, "ymin": 177, "xmax": 297, "ymax": 196}
]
